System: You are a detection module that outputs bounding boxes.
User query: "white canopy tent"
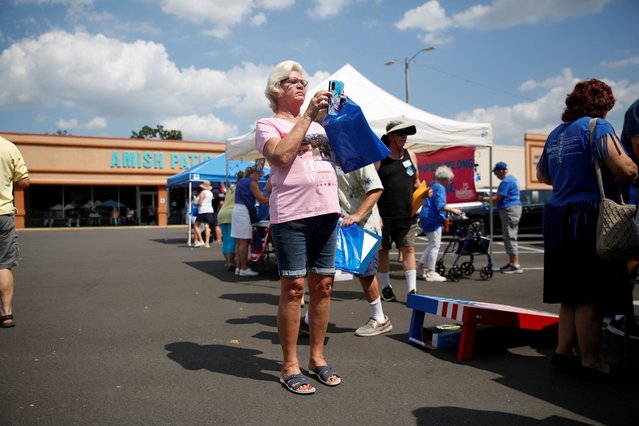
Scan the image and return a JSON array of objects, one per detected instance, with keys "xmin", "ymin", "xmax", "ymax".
[{"xmin": 225, "ymin": 63, "xmax": 493, "ymax": 160}]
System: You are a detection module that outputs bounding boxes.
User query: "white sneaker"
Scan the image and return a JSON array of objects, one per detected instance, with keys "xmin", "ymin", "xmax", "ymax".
[
  {"xmin": 425, "ymin": 271, "xmax": 446, "ymax": 282},
  {"xmin": 239, "ymin": 268, "xmax": 258, "ymax": 276},
  {"xmin": 235, "ymin": 268, "xmax": 240, "ymax": 275},
  {"xmin": 193, "ymin": 241, "xmax": 204, "ymax": 248},
  {"xmin": 355, "ymin": 315, "xmax": 393, "ymax": 337}
]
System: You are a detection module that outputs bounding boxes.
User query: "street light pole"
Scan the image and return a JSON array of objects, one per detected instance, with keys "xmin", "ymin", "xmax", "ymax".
[{"xmin": 385, "ymin": 47, "xmax": 435, "ymax": 104}]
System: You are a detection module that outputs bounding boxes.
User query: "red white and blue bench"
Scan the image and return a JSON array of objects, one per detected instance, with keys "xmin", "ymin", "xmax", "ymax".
[{"xmin": 407, "ymin": 293, "xmax": 559, "ymax": 361}]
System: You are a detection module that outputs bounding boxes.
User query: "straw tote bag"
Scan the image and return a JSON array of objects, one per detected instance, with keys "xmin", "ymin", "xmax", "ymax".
[{"xmin": 590, "ymin": 118, "xmax": 639, "ymax": 262}]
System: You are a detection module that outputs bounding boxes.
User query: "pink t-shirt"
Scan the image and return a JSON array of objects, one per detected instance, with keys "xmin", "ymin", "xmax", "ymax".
[{"xmin": 255, "ymin": 118, "xmax": 339, "ymax": 224}]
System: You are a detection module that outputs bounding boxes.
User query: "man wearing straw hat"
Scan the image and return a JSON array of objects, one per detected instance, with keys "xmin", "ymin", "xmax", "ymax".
[{"xmin": 376, "ymin": 119, "xmax": 423, "ymax": 302}]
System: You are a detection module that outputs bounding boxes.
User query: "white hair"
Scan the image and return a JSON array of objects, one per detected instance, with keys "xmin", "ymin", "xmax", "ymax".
[
  {"xmin": 264, "ymin": 60, "xmax": 308, "ymax": 113},
  {"xmin": 434, "ymin": 165, "xmax": 454, "ymax": 181}
]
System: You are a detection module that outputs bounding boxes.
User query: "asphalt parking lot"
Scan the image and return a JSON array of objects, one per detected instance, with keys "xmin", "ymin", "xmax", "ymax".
[{"xmin": 1, "ymin": 227, "xmax": 637, "ymax": 425}]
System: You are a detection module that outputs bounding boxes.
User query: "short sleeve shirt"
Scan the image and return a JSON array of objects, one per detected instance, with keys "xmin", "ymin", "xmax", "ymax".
[
  {"xmin": 0, "ymin": 136, "xmax": 29, "ymax": 215},
  {"xmin": 336, "ymin": 163, "xmax": 383, "ymax": 235},
  {"xmin": 496, "ymin": 175, "xmax": 521, "ymax": 209},
  {"xmin": 419, "ymin": 182, "xmax": 446, "ymax": 233},
  {"xmin": 255, "ymin": 118, "xmax": 339, "ymax": 224}
]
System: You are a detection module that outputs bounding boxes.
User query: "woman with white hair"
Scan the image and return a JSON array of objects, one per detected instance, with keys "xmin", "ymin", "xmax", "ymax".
[
  {"xmin": 417, "ymin": 165, "xmax": 462, "ymax": 282},
  {"xmin": 255, "ymin": 60, "xmax": 341, "ymax": 395}
]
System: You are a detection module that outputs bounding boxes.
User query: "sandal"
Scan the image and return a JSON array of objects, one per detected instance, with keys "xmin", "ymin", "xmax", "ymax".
[
  {"xmin": 309, "ymin": 365, "xmax": 341, "ymax": 387},
  {"xmin": 280, "ymin": 374, "xmax": 316, "ymax": 395},
  {"xmin": 0, "ymin": 314, "xmax": 15, "ymax": 328}
]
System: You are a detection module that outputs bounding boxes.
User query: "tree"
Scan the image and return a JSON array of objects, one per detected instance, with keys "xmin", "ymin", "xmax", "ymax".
[{"xmin": 131, "ymin": 124, "xmax": 182, "ymax": 140}]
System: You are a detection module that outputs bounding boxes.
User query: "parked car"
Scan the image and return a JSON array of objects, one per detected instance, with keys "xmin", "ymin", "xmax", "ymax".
[{"xmin": 450, "ymin": 189, "xmax": 552, "ymax": 237}]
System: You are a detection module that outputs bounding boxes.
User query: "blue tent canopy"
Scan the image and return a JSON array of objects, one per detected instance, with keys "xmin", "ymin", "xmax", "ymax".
[{"xmin": 166, "ymin": 153, "xmax": 268, "ymax": 187}]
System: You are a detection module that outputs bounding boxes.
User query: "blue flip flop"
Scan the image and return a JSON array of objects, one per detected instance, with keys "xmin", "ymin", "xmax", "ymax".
[
  {"xmin": 280, "ymin": 374, "xmax": 316, "ymax": 395},
  {"xmin": 309, "ymin": 365, "xmax": 341, "ymax": 387}
]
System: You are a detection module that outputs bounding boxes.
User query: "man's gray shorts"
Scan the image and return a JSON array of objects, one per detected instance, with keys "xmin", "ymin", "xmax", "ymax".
[{"xmin": 0, "ymin": 214, "xmax": 19, "ymax": 269}]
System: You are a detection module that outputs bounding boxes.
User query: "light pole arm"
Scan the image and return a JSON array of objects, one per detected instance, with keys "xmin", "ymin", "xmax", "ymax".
[{"xmin": 385, "ymin": 47, "xmax": 435, "ymax": 105}]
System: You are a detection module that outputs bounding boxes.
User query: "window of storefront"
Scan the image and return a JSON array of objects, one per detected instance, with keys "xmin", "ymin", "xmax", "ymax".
[{"xmin": 27, "ymin": 185, "xmax": 138, "ymax": 227}]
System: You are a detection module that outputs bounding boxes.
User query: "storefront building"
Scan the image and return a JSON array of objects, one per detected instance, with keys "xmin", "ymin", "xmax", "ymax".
[{"xmin": 1, "ymin": 132, "xmax": 225, "ymax": 229}]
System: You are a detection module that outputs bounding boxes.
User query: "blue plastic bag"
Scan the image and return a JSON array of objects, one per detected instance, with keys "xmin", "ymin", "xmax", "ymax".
[
  {"xmin": 335, "ymin": 223, "xmax": 382, "ymax": 275},
  {"xmin": 323, "ymin": 97, "xmax": 390, "ymax": 173}
]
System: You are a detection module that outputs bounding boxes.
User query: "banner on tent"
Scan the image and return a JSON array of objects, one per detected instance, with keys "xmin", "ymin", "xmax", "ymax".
[{"xmin": 416, "ymin": 147, "xmax": 477, "ymax": 204}]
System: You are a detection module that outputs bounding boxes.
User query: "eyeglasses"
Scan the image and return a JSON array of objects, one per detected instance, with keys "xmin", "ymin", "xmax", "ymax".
[{"xmin": 280, "ymin": 77, "xmax": 308, "ymax": 87}]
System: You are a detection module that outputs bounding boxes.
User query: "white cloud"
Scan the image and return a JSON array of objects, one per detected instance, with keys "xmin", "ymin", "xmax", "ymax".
[
  {"xmin": 601, "ymin": 55, "xmax": 639, "ymax": 69},
  {"xmin": 395, "ymin": 1, "xmax": 451, "ymax": 33},
  {"xmin": 161, "ymin": 0, "xmax": 253, "ymax": 39},
  {"xmin": 160, "ymin": 0, "xmax": 297, "ymax": 39},
  {"xmin": 308, "ymin": 0, "xmax": 350, "ymax": 19},
  {"xmin": 251, "ymin": 12, "xmax": 267, "ymax": 26},
  {"xmin": 56, "ymin": 118, "xmax": 80, "ymax": 129},
  {"xmin": 0, "ymin": 31, "xmax": 275, "ymax": 138},
  {"xmin": 256, "ymin": 0, "xmax": 295, "ymax": 8},
  {"xmin": 55, "ymin": 115, "xmax": 106, "ymax": 130},
  {"xmin": 86, "ymin": 116, "xmax": 107, "ymax": 129},
  {"xmin": 455, "ymin": 69, "xmax": 639, "ymax": 145},
  {"xmin": 161, "ymin": 114, "xmax": 238, "ymax": 141},
  {"xmin": 519, "ymin": 68, "xmax": 575, "ymax": 92},
  {"xmin": 396, "ymin": 0, "xmax": 612, "ymax": 44}
]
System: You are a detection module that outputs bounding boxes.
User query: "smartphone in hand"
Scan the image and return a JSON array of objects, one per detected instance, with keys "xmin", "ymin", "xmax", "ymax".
[{"xmin": 328, "ymin": 80, "xmax": 345, "ymax": 116}]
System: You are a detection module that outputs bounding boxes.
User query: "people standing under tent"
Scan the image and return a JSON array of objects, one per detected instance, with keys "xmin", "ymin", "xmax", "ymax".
[
  {"xmin": 231, "ymin": 166, "xmax": 269, "ymax": 276},
  {"xmin": 217, "ymin": 175, "xmax": 239, "ymax": 271},
  {"xmin": 417, "ymin": 165, "xmax": 462, "ymax": 282},
  {"xmin": 211, "ymin": 187, "xmax": 224, "ymax": 244},
  {"xmin": 193, "ymin": 180, "xmax": 215, "ymax": 248}
]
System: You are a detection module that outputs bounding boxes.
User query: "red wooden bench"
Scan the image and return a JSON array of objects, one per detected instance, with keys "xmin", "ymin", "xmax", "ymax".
[{"xmin": 407, "ymin": 293, "xmax": 559, "ymax": 361}]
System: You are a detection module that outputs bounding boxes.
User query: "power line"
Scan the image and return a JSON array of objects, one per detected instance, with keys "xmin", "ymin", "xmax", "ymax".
[{"xmin": 412, "ymin": 62, "xmax": 545, "ymax": 104}]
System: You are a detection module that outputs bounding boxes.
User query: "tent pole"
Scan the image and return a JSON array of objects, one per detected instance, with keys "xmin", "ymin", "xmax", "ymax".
[
  {"xmin": 188, "ymin": 183, "xmax": 192, "ymax": 247},
  {"xmin": 225, "ymin": 156, "xmax": 230, "ymax": 187},
  {"xmin": 488, "ymin": 146, "xmax": 494, "ymax": 261}
]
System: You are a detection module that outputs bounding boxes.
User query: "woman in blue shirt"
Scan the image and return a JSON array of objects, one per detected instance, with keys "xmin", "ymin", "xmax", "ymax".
[
  {"xmin": 537, "ymin": 79, "xmax": 637, "ymax": 377},
  {"xmin": 418, "ymin": 166, "xmax": 462, "ymax": 282}
]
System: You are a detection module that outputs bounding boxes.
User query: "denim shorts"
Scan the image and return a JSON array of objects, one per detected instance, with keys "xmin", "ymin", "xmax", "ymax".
[{"xmin": 271, "ymin": 213, "xmax": 339, "ymax": 278}]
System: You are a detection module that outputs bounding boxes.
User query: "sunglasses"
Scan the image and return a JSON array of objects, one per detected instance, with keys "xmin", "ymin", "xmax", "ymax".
[{"xmin": 280, "ymin": 77, "xmax": 308, "ymax": 87}]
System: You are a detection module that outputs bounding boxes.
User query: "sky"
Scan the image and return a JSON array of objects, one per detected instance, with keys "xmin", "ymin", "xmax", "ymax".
[{"xmin": 1, "ymin": 0, "xmax": 638, "ymax": 147}]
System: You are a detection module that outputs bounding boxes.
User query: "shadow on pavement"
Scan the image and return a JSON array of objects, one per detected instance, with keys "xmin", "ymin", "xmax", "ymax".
[
  {"xmin": 164, "ymin": 341, "xmax": 280, "ymax": 382},
  {"xmin": 413, "ymin": 407, "xmax": 585, "ymax": 425},
  {"xmin": 405, "ymin": 326, "xmax": 638, "ymax": 425}
]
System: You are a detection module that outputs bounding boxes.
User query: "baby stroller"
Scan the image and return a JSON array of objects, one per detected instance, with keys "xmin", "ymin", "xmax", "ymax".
[{"xmin": 435, "ymin": 214, "xmax": 493, "ymax": 282}]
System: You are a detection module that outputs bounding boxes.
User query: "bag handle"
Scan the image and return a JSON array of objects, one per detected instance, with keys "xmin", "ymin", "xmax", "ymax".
[{"xmin": 589, "ymin": 118, "xmax": 625, "ymax": 204}]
